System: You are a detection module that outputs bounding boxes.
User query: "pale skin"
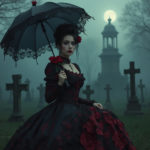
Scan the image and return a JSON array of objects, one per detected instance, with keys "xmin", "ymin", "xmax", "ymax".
[{"xmin": 56, "ymin": 35, "xmax": 103, "ymax": 110}]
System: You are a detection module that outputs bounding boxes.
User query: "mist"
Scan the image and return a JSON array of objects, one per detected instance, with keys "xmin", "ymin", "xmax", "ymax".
[{"xmin": 0, "ymin": 0, "xmax": 150, "ymax": 102}]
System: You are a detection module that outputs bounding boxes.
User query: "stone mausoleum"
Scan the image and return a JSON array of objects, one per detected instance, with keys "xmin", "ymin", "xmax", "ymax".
[{"xmin": 93, "ymin": 18, "xmax": 128, "ymax": 101}]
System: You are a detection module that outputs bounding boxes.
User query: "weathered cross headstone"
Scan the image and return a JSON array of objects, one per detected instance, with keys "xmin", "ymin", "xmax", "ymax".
[
  {"xmin": 82, "ymin": 85, "xmax": 94, "ymax": 100},
  {"xmin": 24, "ymin": 79, "xmax": 32, "ymax": 102},
  {"xmin": 124, "ymin": 61, "xmax": 143, "ymax": 115},
  {"xmin": 124, "ymin": 84, "xmax": 130, "ymax": 101},
  {"xmin": 6, "ymin": 74, "xmax": 28, "ymax": 121},
  {"xmin": 138, "ymin": 79, "xmax": 145, "ymax": 105},
  {"xmin": 104, "ymin": 84, "xmax": 113, "ymax": 110},
  {"xmin": 37, "ymin": 83, "xmax": 45, "ymax": 108}
]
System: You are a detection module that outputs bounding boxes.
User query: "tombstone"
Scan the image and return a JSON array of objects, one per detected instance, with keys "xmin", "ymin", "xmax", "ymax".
[
  {"xmin": 24, "ymin": 79, "xmax": 32, "ymax": 102},
  {"xmin": 6, "ymin": 74, "xmax": 28, "ymax": 121},
  {"xmin": 124, "ymin": 61, "xmax": 143, "ymax": 115},
  {"xmin": 82, "ymin": 84, "xmax": 94, "ymax": 100},
  {"xmin": 104, "ymin": 84, "xmax": 113, "ymax": 111},
  {"xmin": 138, "ymin": 79, "xmax": 145, "ymax": 105},
  {"xmin": 37, "ymin": 83, "xmax": 45, "ymax": 108},
  {"xmin": 124, "ymin": 84, "xmax": 130, "ymax": 101}
]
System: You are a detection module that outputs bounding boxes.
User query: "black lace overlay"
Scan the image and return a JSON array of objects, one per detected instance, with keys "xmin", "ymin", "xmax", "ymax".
[{"xmin": 3, "ymin": 62, "xmax": 137, "ymax": 150}]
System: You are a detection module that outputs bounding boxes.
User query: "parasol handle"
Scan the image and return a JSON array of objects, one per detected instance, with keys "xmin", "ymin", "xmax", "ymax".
[
  {"xmin": 56, "ymin": 65, "xmax": 70, "ymax": 88},
  {"xmin": 64, "ymin": 79, "xmax": 70, "ymax": 87},
  {"xmin": 40, "ymin": 22, "xmax": 55, "ymax": 57},
  {"xmin": 61, "ymin": 68, "xmax": 70, "ymax": 87},
  {"xmin": 41, "ymin": 22, "xmax": 70, "ymax": 87}
]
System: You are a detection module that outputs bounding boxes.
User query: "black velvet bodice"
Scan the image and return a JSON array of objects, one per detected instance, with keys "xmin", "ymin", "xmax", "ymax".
[{"xmin": 44, "ymin": 62, "xmax": 96, "ymax": 106}]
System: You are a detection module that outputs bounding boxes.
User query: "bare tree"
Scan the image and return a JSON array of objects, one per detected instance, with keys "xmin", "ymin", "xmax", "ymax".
[
  {"xmin": 0, "ymin": 0, "xmax": 43, "ymax": 35},
  {"xmin": 119, "ymin": 0, "xmax": 150, "ymax": 51}
]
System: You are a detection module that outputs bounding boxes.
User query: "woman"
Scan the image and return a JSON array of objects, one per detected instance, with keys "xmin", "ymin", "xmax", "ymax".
[{"xmin": 4, "ymin": 24, "xmax": 136, "ymax": 150}]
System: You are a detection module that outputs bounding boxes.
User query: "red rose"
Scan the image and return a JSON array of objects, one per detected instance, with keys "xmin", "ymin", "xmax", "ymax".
[
  {"xmin": 49, "ymin": 56, "xmax": 63, "ymax": 64},
  {"xmin": 89, "ymin": 106, "xmax": 96, "ymax": 111},
  {"xmin": 95, "ymin": 111, "xmax": 101, "ymax": 120},
  {"xmin": 83, "ymin": 121, "xmax": 95, "ymax": 133},
  {"xmin": 32, "ymin": 0, "xmax": 37, "ymax": 6},
  {"xmin": 77, "ymin": 36, "xmax": 82, "ymax": 43},
  {"xmin": 96, "ymin": 128, "xmax": 103, "ymax": 135}
]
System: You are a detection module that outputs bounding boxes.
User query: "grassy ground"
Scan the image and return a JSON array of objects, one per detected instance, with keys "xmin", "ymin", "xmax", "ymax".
[
  {"xmin": 0, "ymin": 99, "xmax": 149, "ymax": 150},
  {"xmin": 118, "ymin": 108, "xmax": 150, "ymax": 150}
]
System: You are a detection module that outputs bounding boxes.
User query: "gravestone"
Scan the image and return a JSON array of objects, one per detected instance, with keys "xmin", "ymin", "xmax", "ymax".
[
  {"xmin": 124, "ymin": 84, "xmax": 130, "ymax": 101},
  {"xmin": 124, "ymin": 61, "xmax": 143, "ymax": 115},
  {"xmin": 82, "ymin": 85, "xmax": 94, "ymax": 100},
  {"xmin": 37, "ymin": 83, "xmax": 45, "ymax": 108},
  {"xmin": 24, "ymin": 79, "xmax": 32, "ymax": 102},
  {"xmin": 138, "ymin": 79, "xmax": 145, "ymax": 105},
  {"xmin": 104, "ymin": 84, "xmax": 113, "ymax": 111},
  {"xmin": 6, "ymin": 74, "xmax": 28, "ymax": 121}
]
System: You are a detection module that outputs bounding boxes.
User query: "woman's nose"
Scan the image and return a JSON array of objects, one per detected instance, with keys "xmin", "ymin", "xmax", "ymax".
[{"xmin": 69, "ymin": 43, "xmax": 72, "ymax": 48}]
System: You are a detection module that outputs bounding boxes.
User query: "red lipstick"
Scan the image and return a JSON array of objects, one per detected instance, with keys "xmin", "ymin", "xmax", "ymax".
[{"xmin": 67, "ymin": 50, "xmax": 72, "ymax": 53}]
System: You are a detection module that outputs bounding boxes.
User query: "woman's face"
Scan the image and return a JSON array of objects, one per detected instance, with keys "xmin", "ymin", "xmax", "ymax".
[{"xmin": 58, "ymin": 35, "xmax": 76, "ymax": 58}]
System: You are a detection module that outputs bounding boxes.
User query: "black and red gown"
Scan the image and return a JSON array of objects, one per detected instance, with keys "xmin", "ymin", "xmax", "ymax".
[{"xmin": 4, "ymin": 57, "xmax": 136, "ymax": 150}]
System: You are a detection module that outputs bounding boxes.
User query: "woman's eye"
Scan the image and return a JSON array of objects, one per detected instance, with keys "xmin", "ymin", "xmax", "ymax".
[
  {"xmin": 63, "ymin": 41, "xmax": 69, "ymax": 45},
  {"xmin": 63, "ymin": 41, "xmax": 75, "ymax": 45},
  {"xmin": 71, "ymin": 42, "xmax": 75, "ymax": 45}
]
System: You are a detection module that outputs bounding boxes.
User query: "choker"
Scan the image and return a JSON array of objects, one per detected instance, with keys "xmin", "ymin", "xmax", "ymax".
[{"xmin": 60, "ymin": 56, "xmax": 71, "ymax": 64}]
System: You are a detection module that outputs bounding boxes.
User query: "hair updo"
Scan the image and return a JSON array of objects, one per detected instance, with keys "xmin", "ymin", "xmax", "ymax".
[{"xmin": 53, "ymin": 24, "xmax": 79, "ymax": 47}]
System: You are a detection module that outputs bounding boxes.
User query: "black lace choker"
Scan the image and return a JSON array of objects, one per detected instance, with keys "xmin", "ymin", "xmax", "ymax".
[{"xmin": 60, "ymin": 56, "xmax": 71, "ymax": 64}]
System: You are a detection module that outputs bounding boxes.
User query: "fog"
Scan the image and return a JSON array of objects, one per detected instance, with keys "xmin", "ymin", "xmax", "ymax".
[{"xmin": 0, "ymin": 0, "xmax": 150, "ymax": 102}]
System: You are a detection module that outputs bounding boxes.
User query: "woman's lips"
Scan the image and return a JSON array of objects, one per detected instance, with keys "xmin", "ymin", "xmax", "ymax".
[{"xmin": 67, "ymin": 50, "xmax": 72, "ymax": 53}]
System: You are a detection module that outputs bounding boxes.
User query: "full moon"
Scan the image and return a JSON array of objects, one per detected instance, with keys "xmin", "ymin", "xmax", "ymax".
[{"xmin": 104, "ymin": 10, "xmax": 117, "ymax": 23}]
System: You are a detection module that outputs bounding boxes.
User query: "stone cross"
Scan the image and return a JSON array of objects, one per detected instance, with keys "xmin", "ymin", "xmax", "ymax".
[
  {"xmin": 124, "ymin": 61, "xmax": 143, "ymax": 115},
  {"xmin": 104, "ymin": 84, "xmax": 113, "ymax": 110},
  {"xmin": 24, "ymin": 79, "xmax": 32, "ymax": 102},
  {"xmin": 37, "ymin": 83, "xmax": 45, "ymax": 107},
  {"xmin": 124, "ymin": 84, "xmax": 130, "ymax": 101},
  {"xmin": 124, "ymin": 61, "xmax": 140, "ymax": 99},
  {"xmin": 138, "ymin": 79, "xmax": 145, "ymax": 104},
  {"xmin": 6, "ymin": 74, "xmax": 28, "ymax": 121},
  {"xmin": 82, "ymin": 85, "xmax": 94, "ymax": 100}
]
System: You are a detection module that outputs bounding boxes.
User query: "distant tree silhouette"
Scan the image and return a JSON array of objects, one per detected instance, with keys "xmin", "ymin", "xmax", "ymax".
[
  {"xmin": 119, "ymin": 0, "xmax": 150, "ymax": 52},
  {"xmin": 0, "ymin": 0, "xmax": 43, "ymax": 35}
]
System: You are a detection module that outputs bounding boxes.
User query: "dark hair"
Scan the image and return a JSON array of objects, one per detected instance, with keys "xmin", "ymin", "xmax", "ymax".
[{"xmin": 53, "ymin": 24, "xmax": 79, "ymax": 47}]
